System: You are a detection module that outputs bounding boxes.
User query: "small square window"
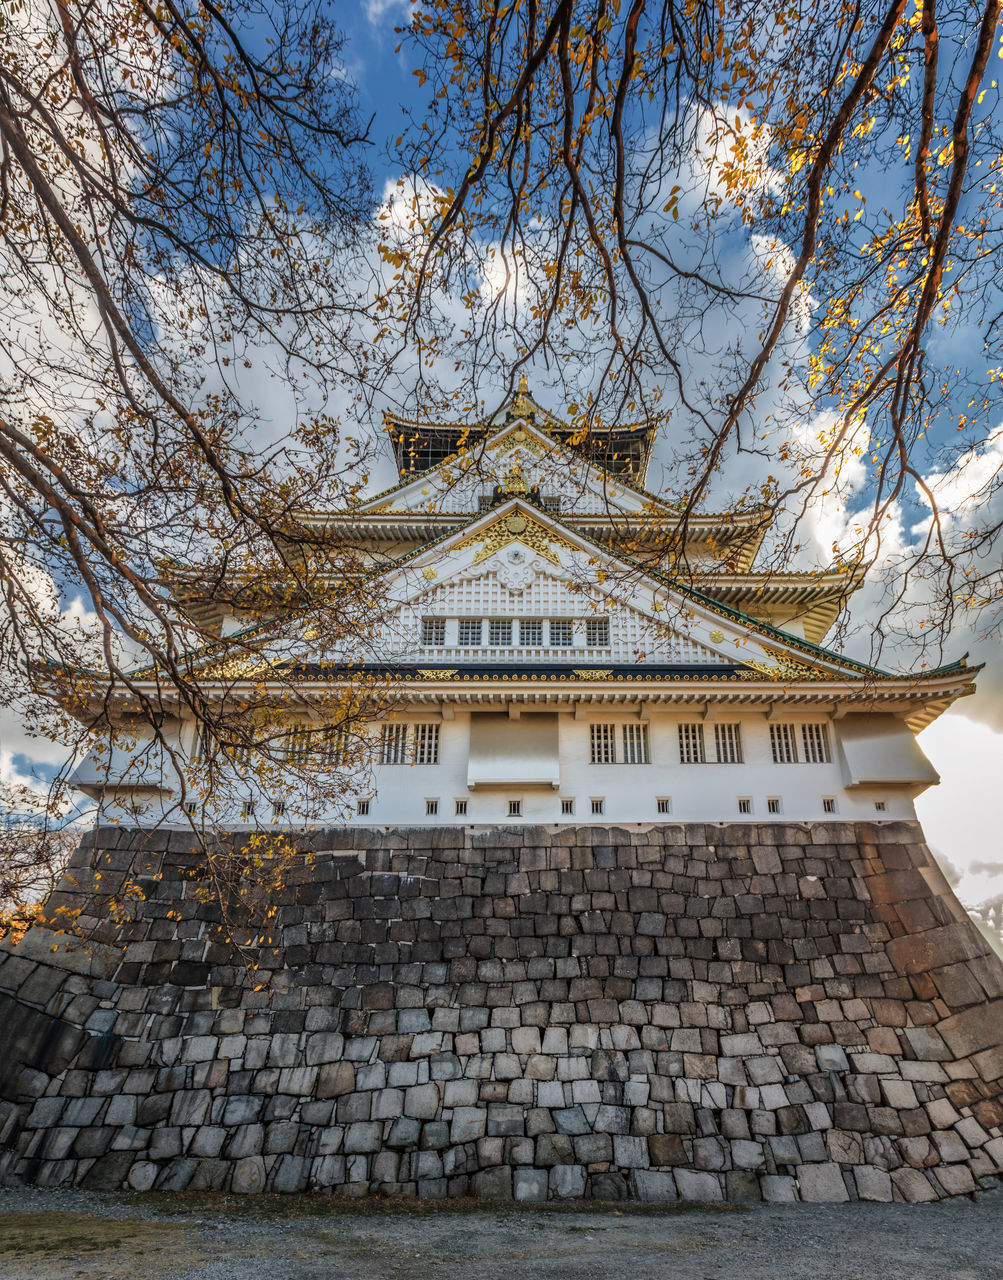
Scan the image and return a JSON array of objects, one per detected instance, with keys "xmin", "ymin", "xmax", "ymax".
[
  {"xmin": 520, "ymin": 619, "xmax": 543, "ymax": 646},
  {"xmin": 550, "ymin": 618, "xmax": 573, "ymax": 647},
  {"xmin": 738, "ymin": 798, "xmax": 752, "ymax": 815},
  {"xmin": 426, "ymin": 798, "xmax": 439, "ymax": 816},
  {"xmin": 585, "ymin": 618, "xmax": 610, "ymax": 647},
  {"xmin": 455, "ymin": 799, "xmax": 468, "ymax": 816},
  {"xmin": 273, "ymin": 800, "xmax": 286, "ymax": 819},
  {"xmin": 183, "ymin": 800, "xmax": 198, "ymax": 817},
  {"xmin": 458, "ymin": 618, "xmax": 483, "ymax": 646},
  {"xmin": 874, "ymin": 800, "xmax": 887, "ymax": 812},
  {"xmin": 240, "ymin": 800, "xmax": 255, "ymax": 821},
  {"xmin": 822, "ymin": 797, "xmax": 837, "ymax": 814},
  {"xmin": 489, "ymin": 619, "xmax": 513, "ymax": 646},
  {"xmin": 508, "ymin": 799, "xmax": 522, "ymax": 817},
  {"xmin": 656, "ymin": 797, "xmax": 671, "ymax": 815},
  {"xmin": 591, "ymin": 798, "xmax": 605, "ymax": 816},
  {"xmin": 357, "ymin": 799, "xmax": 370, "ymax": 816},
  {"xmin": 767, "ymin": 797, "xmax": 781, "ymax": 815},
  {"xmin": 422, "ymin": 617, "xmax": 446, "ymax": 646},
  {"xmin": 561, "ymin": 798, "xmax": 574, "ymax": 815},
  {"xmin": 541, "ymin": 495, "xmax": 561, "ymax": 513}
]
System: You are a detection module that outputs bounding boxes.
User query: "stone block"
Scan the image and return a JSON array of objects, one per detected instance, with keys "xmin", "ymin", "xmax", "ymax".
[
  {"xmin": 674, "ymin": 1169, "xmax": 723, "ymax": 1202},
  {"xmin": 853, "ymin": 1166, "xmax": 892, "ymax": 1202},
  {"xmin": 632, "ymin": 1170, "xmax": 678, "ymax": 1202},
  {"xmin": 513, "ymin": 1167, "xmax": 548, "ymax": 1202},
  {"xmin": 797, "ymin": 1162, "xmax": 849, "ymax": 1203},
  {"xmin": 549, "ymin": 1164, "xmax": 587, "ymax": 1198},
  {"xmin": 473, "ymin": 1166, "xmax": 512, "ymax": 1200}
]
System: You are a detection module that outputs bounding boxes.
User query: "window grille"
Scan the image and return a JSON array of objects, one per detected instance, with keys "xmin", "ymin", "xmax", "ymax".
[
  {"xmin": 767, "ymin": 798, "xmax": 781, "ymax": 815},
  {"xmin": 738, "ymin": 798, "xmax": 752, "ymax": 815},
  {"xmin": 319, "ymin": 724, "xmax": 349, "ymax": 768},
  {"xmin": 489, "ymin": 619, "xmax": 513, "ymax": 646},
  {"xmin": 422, "ymin": 617, "xmax": 446, "ymax": 646},
  {"xmin": 822, "ymin": 797, "xmax": 837, "ymax": 814},
  {"xmin": 455, "ymin": 799, "xmax": 468, "ymax": 816},
  {"xmin": 426, "ymin": 799, "xmax": 439, "ymax": 816},
  {"xmin": 585, "ymin": 618, "xmax": 610, "ymax": 647},
  {"xmin": 802, "ymin": 723, "xmax": 831, "ymax": 764},
  {"xmin": 240, "ymin": 799, "xmax": 254, "ymax": 820},
  {"xmin": 561, "ymin": 798, "xmax": 574, "ymax": 815},
  {"xmin": 590, "ymin": 723, "xmax": 617, "ymax": 764},
  {"xmin": 770, "ymin": 723, "xmax": 798, "ymax": 764},
  {"xmin": 550, "ymin": 618, "xmax": 573, "ymax": 647},
  {"xmin": 541, "ymin": 495, "xmax": 561, "ymax": 513},
  {"xmin": 520, "ymin": 619, "xmax": 543, "ymax": 646},
  {"xmin": 591, "ymin": 798, "xmax": 605, "ymax": 815},
  {"xmin": 656, "ymin": 797, "xmax": 671, "ymax": 815},
  {"xmin": 508, "ymin": 799, "xmax": 522, "ymax": 816},
  {"xmin": 380, "ymin": 723, "xmax": 409, "ymax": 764},
  {"xmin": 714, "ymin": 723, "xmax": 743, "ymax": 763},
  {"xmin": 357, "ymin": 799, "xmax": 370, "ymax": 816},
  {"xmin": 273, "ymin": 800, "xmax": 286, "ymax": 819},
  {"xmin": 183, "ymin": 801, "xmax": 198, "ymax": 817},
  {"xmin": 457, "ymin": 618, "xmax": 483, "ymax": 646},
  {"xmin": 874, "ymin": 801, "xmax": 886, "ymax": 812},
  {"xmin": 478, "ymin": 494, "xmax": 494, "ymax": 512},
  {"xmin": 678, "ymin": 723, "xmax": 706, "ymax": 764},
  {"xmin": 412, "ymin": 723, "xmax": 440, "ymax": 765},
  {"xmin": 622, "ymin": 723, "xmax": 650, "ymax": 764},
  {"xmin": 284, "ymin": 723, "xmax": 313, "ymax": 765}
]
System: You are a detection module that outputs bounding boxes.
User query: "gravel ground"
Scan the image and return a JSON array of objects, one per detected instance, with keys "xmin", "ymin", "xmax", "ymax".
[{"xmin": 1, "ymin": 1186, "xmax": 1001, "ymax": 1280}]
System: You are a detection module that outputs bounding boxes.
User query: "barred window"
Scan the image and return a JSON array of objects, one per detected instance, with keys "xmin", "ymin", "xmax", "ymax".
[
  {"xmin": 422, "ymin": 617, "xmax": 446, "ymax": 646},
  {"xmin": 272, "ymin": 800, "xmax": 286, "ymax": 819},
  {"xmin": 357, "ymin": 799, "xmax": 370, "ymax": 816},
  {"xmin": 678, "ymin": 722, "xmax": 706, "ymax": 764},
  {"xmin": 767, "ymin": 797, "xmax": 782, "ymax": 814},
  {"xmin": 541, "ymin": 495, "xmax": 561, "ymax": 513},
  {"xmin": 478, "ymin": 494, "xmax": 494, "ymax": 512},
  {"xmin": 656, "ymin": 797, "xmax": 671, "ymax": 814},
  {"xmin": 801, "ymin": 723, "xmax": 831, "ymax": 764},
  {"xmin": 591, "ymin": 797, "xmax": 605, "ymax": 815},
  {"xmin": 714, "ymin": 723, "xmax": 743, "ymax": 764},
  {"xmin": 426, "ymin": 798, "xmax": 439, "ymax": 816},
  {"xmin": 585, "ymin": 618, "xmax": 610, "ymax": 647},
  {"xmin": 455, "ymin": 799, "xmax": 468, "ymax": 816},
  {"xmin": 622, "ymin": 723, "xmax": 650, "ymax": 764},
  {"xmin": 508, "ymin": 799, "xmax": 522, "ymax": 816},
  {"xmin": 319, "ymin": 724, "xmax": 349, "ymax": 768},
  {"xmin": 822, "ymin": 797, "xmax": 837, "ymax": 814},
  {"xmin": 738, "ymin": 798, "xmax": 752, "ymax": 814},
  {"xmin": 561, "ymin": 798, "xmax": 575, "ymax": 815},
  {"xmin": 412, "ymin": 722, "xmax": 440, "ymax": 765},
  {"xmin": 770, "ymin": 723, "xmax": 798, "ymax": 764},
  {"xmin": 380, "ymin": 723, "xmax": 409, "ymax": 764},
  {"xmin": 489, "ymin": 619, "xmax": 513, "ymax": 646},
  {"xmin": 520, "ymin": 619, "xmax": 543, "ymax": 646},
  {"xmin": 284, "ymin": 723, "xmax": 313, "ymax": 765},
  {"xmin": 240, "ymin": 799, "xmax": 254, "ymax": 820},
  {"xmin": 457, "ymin": 618, "xmax": 483, "ymax": 646},
  {"xmin": 590, "ymin": 723, "xmax": 617, "ymax": 764},
  {"xmin": 550, "ymin": 618, "xmax": 573, "ymax": 647}
]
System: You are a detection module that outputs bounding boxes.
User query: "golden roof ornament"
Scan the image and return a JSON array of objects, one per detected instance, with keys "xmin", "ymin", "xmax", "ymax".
[{"xmin": 503, "ymin": 461, "xmax": 529, "ymax": 494}]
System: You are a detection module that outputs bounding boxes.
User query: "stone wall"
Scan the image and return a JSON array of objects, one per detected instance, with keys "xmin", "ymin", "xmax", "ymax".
[{"xmin": 0, "ymin": 821, "xmax": 1001, "ymax": 1203}]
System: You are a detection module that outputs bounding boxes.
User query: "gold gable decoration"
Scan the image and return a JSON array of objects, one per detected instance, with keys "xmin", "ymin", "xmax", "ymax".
[
  {"xmin": 737, "ymin": 647, "xmax": 828, "ymax": 682},
  {"xmin": 455, "ymin": 511, "xmax": 576, "ymax": 568}
]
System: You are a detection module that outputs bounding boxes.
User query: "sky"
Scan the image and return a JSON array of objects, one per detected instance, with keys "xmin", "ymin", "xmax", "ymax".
[{"xmin": 1, "ymin": 0, "xmax": 1001, "ymax": 924}]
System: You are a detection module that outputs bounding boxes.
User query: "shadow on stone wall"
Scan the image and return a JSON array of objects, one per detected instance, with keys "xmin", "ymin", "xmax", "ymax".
[{"xmin": 0, "ymin": 822, "xmax": 1001, "ymax": 1202}]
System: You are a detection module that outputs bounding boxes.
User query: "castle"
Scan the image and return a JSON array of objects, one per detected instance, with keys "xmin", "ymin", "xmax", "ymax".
[{"xmin": 1, "ymin": 384, "xmax": 1000, "ymax": 1203}]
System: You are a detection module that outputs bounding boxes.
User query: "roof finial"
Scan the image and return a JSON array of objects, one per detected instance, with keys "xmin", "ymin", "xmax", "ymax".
[{"xmin": 517, "ymin": 373, "xmax": 529, "ymax": 395}]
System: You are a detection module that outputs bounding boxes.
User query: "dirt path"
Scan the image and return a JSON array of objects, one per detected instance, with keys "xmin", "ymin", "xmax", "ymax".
[{"xmin": 1, "ymin": 1187, "xmax": 1000, "ymax": 1280}]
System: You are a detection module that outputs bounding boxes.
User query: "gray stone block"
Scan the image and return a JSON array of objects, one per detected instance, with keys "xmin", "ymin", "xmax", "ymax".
[{"xmin": 513, "ymin": 1167, "xmax": 548, "ymax": 1202}]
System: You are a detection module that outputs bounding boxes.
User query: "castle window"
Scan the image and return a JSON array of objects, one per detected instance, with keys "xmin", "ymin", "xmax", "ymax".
[
  {"xmin": 380, "ymin": 723, "xmax": 409, "ymax": 764},
  {"xmin": 319, "ymin": 724, "xmax": 349, "ymax": 768},
  {"xmin": 801, "ymin": 723, "xmax": 832, "ymax": 764},
  {"xmin": 272, "ymin": 800, "xmax": 286, "ymax": 819},
  {"xmin": 770, "ymin": 723, "xmax": 798, "ymax": 764},
  {"xmin": 714, "ymin": 723, "xmax": 743, "ymax": 763},
  {"xmin": 455, "ymin": 799, "xmax": 468, "ymax": 816},
  {"xmin": 541, "ymin": 495, "xmax": 561, "ymax": 513},
  {"xmin": 585, "ymin": 618, "xmax": 610, "ymax": 647},
  {"xmin": 767, "ymin": 797, "xmax": 781, "ymax": 814},
  {"xmin": 284, "ymin": 723, "xmax": 312, "ymax": 764},
  {"xmin": 422, "ymin": 617, "xmax": 446, "ymax": 646},
  {"xmin": 412, "ymin": 723, "xmax": 440, "ymax": 765},
  {"xmin": 822, "ymin": 797, "xmax": 837, "ymax": 814},
  {"xmin": 550, "ymin": 618, "xmax": 573, "ymax": 647},
  {"xmin": 508, "ymin": 799, "xmax": 522, "ymax": 817},
  {"xmin": 874, "ymin": 800, "xmax": 887, "ymax": 812},
  {"xmin": 478, "ymin": 494, "xmax": 494, "ymax": 512},
  {"xmin": 426, "ymin": 798, "xmax": 439, "ymax": 816},
  {"xmin": 520, "ymin": 619, "xmax": 543, "ymax": 645},
  {"xmin": 656, "ymin": 797, "xmax": 671, "ymax": 815},
  {"xmin": 738, "ymin": 798, "xmax": 752, "ymax": 815},
  {"xmin": 183, "ymin": 800, "xmax": 198, "ymax": 817},
  {"xmin": 591, "ymin": 798, "xmax": 605, "ymax": 815},
  {"xmin": 457, "ymin": 618, "xmax": 483, "ymax": 646},
  {"xmin": 357, "ymin": 799, "xmax": 370, "ymax": 816},
  {"xmin": 240, "ymin": 799, "xmax": 254, "ymax": 821},
  {"xmin": 622, "ymin": 723, "xmax": 649, "ymax": 764},
  {"xmin": 561, "ymin": 798, "xmax": 574, "ymax": 815},
  {"xmin": 678, "ymin": 722, "xmax": 706, "ymax": 764},
  {"xmin": 489, "ymin": 619, "xmax": 513, "ymax": 646},
  {"xmin": 590, "ymin": 723, "xmax": 617, "ymax": 764}
]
